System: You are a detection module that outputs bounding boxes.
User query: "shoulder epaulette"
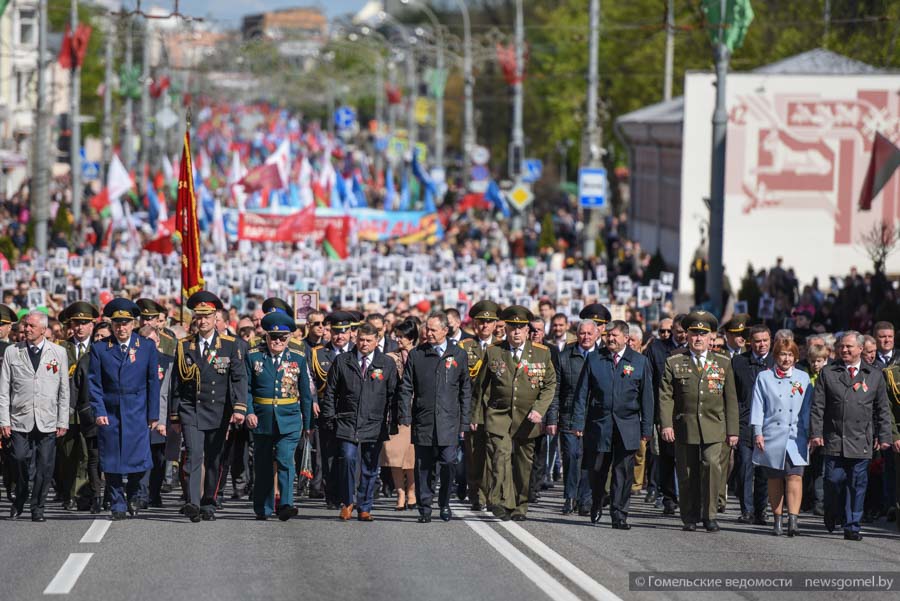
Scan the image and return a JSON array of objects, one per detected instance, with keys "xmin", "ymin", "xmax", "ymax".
[
  {"xmin": 711, "ymin": 350, "xmax": 730, "ymax": 361},
  {"xmin": 458, "ymin": 338, "xmax": 475, "ymax": 347},
  {"xmin": 179, "ymin": 334, "xmax": 194, "ymax": 344},
  {"xmin": 490, "ymin": 341, "xmax": 504, "ymax": 347},
  {"xmin": 219, "ymin": 333, "xmax": 235, "ymax": 342},
  {"xmin": 532, "ymin": 342, "xmax": 548, "ymax": 350},
  {"xmin": 160, "ymin": 330, "xmax": 175, "ymax": 341}
]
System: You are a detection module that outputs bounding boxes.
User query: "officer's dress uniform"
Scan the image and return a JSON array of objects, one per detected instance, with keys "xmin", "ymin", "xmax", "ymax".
[
  {"xmin": 88, "ymin": 329, "xmax": 160, "ymax": 515},
  {"xmin": 659, "ymin": 314, "xmax": 738, "ymax": 529},
  {"xmin": 171, "ymin": 328, "xmax": 246, "ymax": 520},
  {"xmin": 239, "ymin": 333, "xmax": 313, "ymax": 519},
  {"xmin": 475, "ymin": 334, "xmax": 556, "ymax": 520},
  {"xmin": 56, "ymin": 335, "xmax": 92, "ymax": 508}
]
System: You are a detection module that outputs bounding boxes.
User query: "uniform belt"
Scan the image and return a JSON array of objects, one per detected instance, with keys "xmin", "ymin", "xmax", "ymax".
[{"xmin": 253, "ymin": 397, "xmax": 298, "ymax": 405}]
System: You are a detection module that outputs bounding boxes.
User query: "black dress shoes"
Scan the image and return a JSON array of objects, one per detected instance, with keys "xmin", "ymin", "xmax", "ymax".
[
  {"xmin": 31, "ymin": 512, "xmax": 46, "ymax": 523},
  {"xmin": 562, "ymin": 499, "xmax": 574, "ymax": 515},
  {"xmin": 440, "ymin": 507, "xmax": 452, "ymax": 522},
  {"xmin": 255, "ymin": 514, "xmax": 268, "ymax": 521},
  {"xmin": 111, "ymin": 512, "xmax": 127, "ymax": 521},
  {"xmin": 824, "ymin": 514, "xmax": 837, "ymax": 533},
  {"xmin": 612, "ymin": 521, "xmax": 631, "ymax": 530},
  {"xmin": 470, "ymin": 502, "xmax": 483, "ymax": 512},
  {"xmin": 201, "ymin": 511, "xmax": 216, "ymax": 522},
  {"xmin": 511, "ymin": 514, "xmax": 526, "ymax": 522},
  {"xmin": 662, "ymin": 502, "xmax": 677, "ymax": 515},
  {"xmin": 277, "ymin": 505, "xmax": 298, "ymax": 522},
  {"xmin": 752, "ymin": 514, "xmax": 767, "ymax": 526},
  {"xmin": 8, "ymin": 506, "xmax": 22, "ymax": 520},
  {"xmin": 682, "ymin": 523, "xmax": 697, "ymax": 532},
  {"xmin": 418, "ymin": 512, "xmax": 432, "ymax": 523},
  {"xmin": 590, "ymin": 500, "xmax": 602, "ymax": 524},
  {"xmin": 843, "ymin": 531, "xmax": 862, "ymax": 541},
  {"xmin": 704, "ymin": 520, "xmax": 720, "ymax": 532},
  {"xmin": 127, "ymin": 500, "xmax": 139, "ymax": 517},
  {"xmin": 644, "ymin": 490, "xmax": 657, "ymax": 504},
  {"xmin": 737, "ymin": 512, "xmax": 754, "ymax": 524}
]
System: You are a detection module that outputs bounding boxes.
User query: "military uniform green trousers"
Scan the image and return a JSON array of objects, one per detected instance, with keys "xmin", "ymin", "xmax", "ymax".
[
  {"xmin": 465, "ymin": 429, "xmax": 492, "ymax": 506},
  {"xmin": 675, "ymin": 441, "xmax": 723, "ymax": 524},
  {"xmin": 718, "ymin": 442, "xmax": 732, "ymax": 511},
  {"xmin": 487, "ymin": 432, "xmax": 535, "ymax": 516},
  {"xmin": 55, "ymin": 426, "xmax": 88, "ymax": 504}
]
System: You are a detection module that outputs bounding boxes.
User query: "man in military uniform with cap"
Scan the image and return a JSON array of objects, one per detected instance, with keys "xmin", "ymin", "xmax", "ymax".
[
  {"xmin": 659, "ymin": 310, "xmax": 739, "ymax": 532},
  {"xmin": 170, "ymin": 291, "xmax": 247, "ymax": 522},
  {"xmin": 0, "ymin": 304, "xmax": 17, "ymax": 500},
  {"xmin": 136, "ymin": 299, "xmax": 178, "ymax": 357},
  {"xmin": 458, "ymin": 300, "xmax": 500, "ymax": 509},
  {"xmin": 580, "ymin": 304, "xmax": 611, "ymax": 347},
  {"xmin": 473, "ymin": 306, "xmax": 556, "ymax": 521},
  {"xmin": 237, "ymin": 311, "xmax": 313, "ymax": 521},
  {"xmin": 309, "ymin": 311, "xmax": 355, "ymax": 507},
  {"xmin": 55, "ymin": 301, "xmax": 100, "ymax": 511},
  {"xmin": 716, "ymin": 313, "xmax": 749, "ymax": 513}
]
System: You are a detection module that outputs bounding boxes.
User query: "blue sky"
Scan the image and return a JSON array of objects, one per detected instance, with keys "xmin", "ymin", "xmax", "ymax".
[{"xmin": 163, "ymin": 1, "xmax": 370, "ymax": 25}]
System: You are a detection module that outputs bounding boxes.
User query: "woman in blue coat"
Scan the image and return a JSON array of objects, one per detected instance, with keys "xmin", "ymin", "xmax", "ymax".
[
  {"xmin": 88, "ymin": 299, "xmax": 160, "ymax": 520},
  {"xmin": 750, "ymin": 338, "xmax": 812, "ymax": 537}
]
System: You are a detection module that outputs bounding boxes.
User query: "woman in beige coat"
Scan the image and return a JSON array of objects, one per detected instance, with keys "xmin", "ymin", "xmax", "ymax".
[{"xmin": 380, "ymin": 320, "xmax": 419, "ymax": 510}]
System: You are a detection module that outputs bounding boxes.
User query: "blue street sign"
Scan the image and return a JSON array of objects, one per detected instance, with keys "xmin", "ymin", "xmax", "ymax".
[
  {"xmin": 334, "ymin": 106, "xmax": 356, "ymax": 130},
  {"xmin": 578, "ymin": 167, "xmax": 607, "ymax": 208},
  {"xmin": 82, "ymin": 162, "xmax": 100, "ymax": 181},
  {"xmin": 522, "ymin": 158, "xmax": 543, "ymax": 183},
  {"xmin": 470, "ymin": 165, "xmax": 490, "ymax": 181}
]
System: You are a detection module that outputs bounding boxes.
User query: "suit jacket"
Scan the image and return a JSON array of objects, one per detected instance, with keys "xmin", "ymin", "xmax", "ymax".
[
  {"xmin": 731, "ymin": 351, "xmax": 775, "ymax": 447},
  {"xmin": 241, "ymin": 347, "xmax": 313, "ymax": 434},
  {"xmin": 875, "ymin": 350, "xmax": 900, "ymax": 370},
  {"xmin": 571, "ymin": 347, "xmax": 654, "ymax": 452},
  {"xmin": 473, "ymin": 340, "xmax": 556, "ymax": 440},
  {"xmin": 810, "ymin": 361, "xmax": 893, "ymax": 459},
  {"xmin": 549, "ymin": 343, "xmax": 598, "ymax": 431},
  {"xmin": 310, "ymin": 342, "xmax": 355, "ymax": 395},
  {"xmin": 170, "ymin": 332, "xmax": 246, "ymax": 431},
  {"xmin": 0, "ymin": 341, "xmax": 69, "ymax": 433},
  {"xmin": 380, "ymin": 336, "xmax": 400, "ymax": 355},
  {"xmin": 398, "ymin": 342, "xmax": 471, "ymax": 447},
  {"xmin": 643, "ymin": 337, "xmax": 678, "ymax": 425},
  {"xmin": 659, "ymin": 350, "xmax": 739, "ymax": 445},
  {"xmin": 320, "ymin": 349, "xmax": 400, "ymax": 444},
  {"xmin": 88, "ymin": 334, "xmax": 160, "ymax": 473}
]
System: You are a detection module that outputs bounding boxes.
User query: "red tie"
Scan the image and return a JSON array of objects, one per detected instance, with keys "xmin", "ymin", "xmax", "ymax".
[{"xmin": 849, "ymin": 366, "xmax": 857, "ymax": 379}]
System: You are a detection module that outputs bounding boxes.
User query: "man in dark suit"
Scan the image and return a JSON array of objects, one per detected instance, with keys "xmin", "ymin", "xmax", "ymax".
[
  {"xmin": 572, "ymin": 320, "xmax": 653, "ymax": 529},
  {"xmin": 873, "ymin": 322, "xmax": 900, "ymax": 369},
  {"xmin": 810, "ymin": 330, "xmax": 893, "ymax": 541},
  {"xmin": 548, "ymin": 319, "xmax": 600, "ymax": 516},
  {"xmin": 366, "ymin": 313, "xmax": 399, "ymax": 354},
  {"xmin": 731, "ymin": 324, "xmax": 774, "ymax": 524},
  {"xmin": 310, "ymin": 311, "xmax": 355, "ymax": 508},
  {"xmin": 398, "ymin": 312, "xmax": 471, "ymax": 523},
  {"xmin": 169, "ymin": 291, "xmax": 247, "ymax": 523},
  {"xmin": 446, "ymin": 308, "xmax": 473, "ymax": 345},
  {"xmin": 320, "ymin": 322, "xmax": 400, "ymax": 521}
]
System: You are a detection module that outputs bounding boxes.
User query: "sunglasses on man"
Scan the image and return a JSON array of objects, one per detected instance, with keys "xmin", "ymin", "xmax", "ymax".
[{"xmin": 267, "ymin": 333, "xmax": 290, "ymax": 342}]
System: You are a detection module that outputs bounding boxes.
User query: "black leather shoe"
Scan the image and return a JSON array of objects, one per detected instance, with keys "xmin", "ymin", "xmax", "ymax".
[
  {"xmin": 737, "ymin": 512, "xmax": 754, "ymax": 524},
  {"xmin": 590, "ymin": 500, "xmax": 602, "ymax": 524},
  {"xmin": 511, "ymin": 514, "xmax": 526, "ymax": 522},
  {"xmin": 127, "ymin": 500, "xmax": 139, "ymax": 517},
  {"xmin": 215, "ymin": 498, "xmax": 223, "ymax": 510},
  {"xmin": 824, "ymin": 514, "xmax": 837, "ymax": 533},
  {"xmin": 577, "ymin": 503, "xmax": 591, "ymax": 517},
  {"xmin": 31, "ymin": 512, "xmax": 46, "ymax": 522},
  {"xmin": 138, "ymin": 500, "xmax": 149, "ymax": 510},
  {"xmin": 612, "ymin": 521, "xmax": 631, "ymax": 530},
  {"xmin": 90, "ymin": 498, "xmax": 102, "ymax": 514},
  {"xmin": 111, "ymin": 512, "xmax": 127, "ymax": 521},
  {"xmin": 201, "ymin": 511, "xmax": 216, "ymax": 522},
  {"xmin": 644, "ymin": 490, "xmax": 657, "ymax": 504},
  {"xmin": 704, "ymin": 520, "xmax": 720, "ymax": 532},
  {"xmin": 440, "ymin": 507, "xmax": 452, "ymax": 522},
  {"xmin": 662, "ymin": 502, "xmax": 677, "ymax": 516},
  {"xmin": 277, "ymin": 505, "xmax": 298, "ymax": 522},
  {"xmin": 255, "ymin": 514, "xmax": 268, "ymax": 521},
  {"xmin": 8, "ymin": 506, "xmax": 22, "ymax": 520},
  {"xmin": 752, "ymin": 514, "xmax": 767, "ymax": 526},
  {"xmin": 843, "ymin": 531, "xmax": 862, "ymax": 541},
  {"xmin": 61, "ymin": 500, "xmax": 75, "ymax": 511},
  {"xmin": 682, "ymin": 523, "xmax": 697, "ymax": 531},
  {"xmin": 183, "ymin": 504, "xmax": 200, "ymax": 522},
  {"xmin": 471, "ymin": 502, "xmax": 483, "ymax": 512},
  {"xmin": 149, "ymin": 500, "xmax": 163, "ymax": 508},
  {"xmin": 325, "ymin": 502, "xmax": 338, "ymax": 510},
  {"xmin": 231, "ymin": 489, "xmax": 242, "ymax": 500},
  {"xmin": 418, "ymin": 512, "xmax": 432, "ymax": 523},
  {"xmin": 562, "ymin": 499, "xmax": 573, "ymax": 515}
]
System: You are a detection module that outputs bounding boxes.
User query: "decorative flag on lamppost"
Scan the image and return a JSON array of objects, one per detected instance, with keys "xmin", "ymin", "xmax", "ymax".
[
  {"xmin": 701, "ymin": 0, "xmax": 754, "ymax": 51},
  {"xmin": 426, "ymin": 68, "xmax": 448, "ymax": 99},
  {"xmin": 176, "ymin": 129, "xmax": 204, "ymax": 298}
]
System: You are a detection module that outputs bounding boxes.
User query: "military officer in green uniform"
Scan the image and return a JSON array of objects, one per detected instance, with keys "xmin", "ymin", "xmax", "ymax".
[
  {"xmin": 881, "ymin": 364, "xmax": 900, "ymax": 531},
  {"xmin": 717, "ymin": 313, "xmax": 749, "ymax": 513},
  {"xmin": 136, "ymin": 299, "xmax": 177, "ymax": 358},
  {"xmin": 659, "ymin": 311, "xmax": 738, "ymax": 532},
  {"xmin": 55, "ymin": 301, "xmax": 100, "ymax": 510},
  {"xmin": 0, "ymin": 304, "xmax": 17, "ymax": 500},
  {"xmin": 473, "ymin": 305, "xmax": 556, "ymax": 521},
  {"xmin": 236, "ymin": 311, "xmax": 313, "ymax": 521},
  {"xmin": 458, "ymin": 300, "xmax": 500, "ymax": 510}
]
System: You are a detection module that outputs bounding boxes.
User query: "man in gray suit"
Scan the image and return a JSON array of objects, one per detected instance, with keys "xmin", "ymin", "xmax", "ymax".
[{"xmin": 0, "ymin": 311, "xmax": 70, "ymax": 521}]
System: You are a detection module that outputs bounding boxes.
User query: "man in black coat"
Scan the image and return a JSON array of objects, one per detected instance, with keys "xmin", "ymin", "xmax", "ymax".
[
  {"xmin": 169, "ymin": 291, "xmax": 247, "ymax": 523},
  {"xmin": 873, "ymin": 322, "xmax": 900, "ymax": 369},
  {"xmin": 731, "ymin": 324, "xmax": 774, "ymax": 524},
  {"xmin": 398, "ymin": 312, "xmax": 471, "ymax": 523},
  {"xmin": 811, "ymin": 331, "xmax": 893, "ymax": 541},
  {"xmin": 572, "ymin": 320, "xmax": 654, "ymax": 529},
  {"xmin": 321, "ymin": 323, "xmax": 400, "ymax": 522}
]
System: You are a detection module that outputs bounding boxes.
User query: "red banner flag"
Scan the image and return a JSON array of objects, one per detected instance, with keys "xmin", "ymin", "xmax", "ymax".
[
  {"xmin": 238, "ymin": 162, "xmax": 283, "ymax": 192},
  {"xmin": 58, "ymin": 23, "xmax": 92, "ymax": 69},
  {"xmin": 859, "ymin": 132, "xmax": 900, "ymax": 211},
  {"xmin": 176, "ymin": 130, "xmax": 204, "ymax": 297}
]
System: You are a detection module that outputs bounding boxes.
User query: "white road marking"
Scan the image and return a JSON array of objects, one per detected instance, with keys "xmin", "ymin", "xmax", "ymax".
[
  {"xmin": 79, "ymin": 519, "xmax": 111, "ymax": 544},
  {"xmin": 460, "ymin": 513, "xmax": 583, "ymax": 601},
  {"xmin": 44, "ymin": 553, "xmax": 93, "ymax": 595},
  {"xmin": 499, "ymin": 521, "xmax": 624, "ymax": 601}
]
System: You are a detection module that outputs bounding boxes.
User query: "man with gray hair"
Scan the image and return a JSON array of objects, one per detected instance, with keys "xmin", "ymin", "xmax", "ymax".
[
  {"xmin": 0, "ymin": 310, "xmax": 70, "ymax": 521},
  {"xmin": 811, "ymin": 330, "xmax": 893, "ymax": 541}
]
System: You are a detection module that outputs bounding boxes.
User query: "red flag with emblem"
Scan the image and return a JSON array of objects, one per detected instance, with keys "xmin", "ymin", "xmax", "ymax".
[{"xmin": 176, "ymin": 130, "xmax": 204, "ymax": 297}]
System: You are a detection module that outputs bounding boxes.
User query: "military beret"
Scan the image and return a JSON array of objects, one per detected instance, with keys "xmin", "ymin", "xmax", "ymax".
[
  {"xmin": 683, "ymin": 310, "xmax": 718, "ymax": 333},
  {"xmin": 261, "ymin": 311, "xmax": 296, "ymax": 333},
  {"xmin": 103, "ymin": 298, "xmax": 140, "ymax": 322},
  {"xmin": 469, "ymin": 300, "xmax": 500, "ymax": 321},
  {"xmin": 499, "ymin": 305, "xmax": 534, "ymax": 325},
  {"xmin": 186, "ymin": 291, "xmax": 223, "ymax": 315},
  {"xmin": 326, "ymin": 311, "xmax": 355, "ymax": 331},
  {"xmin": 262, "ymin": 297, "xmax": 293, "ymax": 315},
  {"xmin": 580, "ymin": 303, "xmax": 612, "ymax": 325},
  {"xmin": 0, "ymin": 304, "xmax": 19, "ymax": 325},
  {"xmin": 136, "ymin": 298, "xmax": 167, "ymax": 318},
  {"xmin": 62, "ymin": 301, "xmax": 99, "ymax": 323},
  {"xmin": 722, "ymin": 313, "xmax": 750, "ymax": 334}
]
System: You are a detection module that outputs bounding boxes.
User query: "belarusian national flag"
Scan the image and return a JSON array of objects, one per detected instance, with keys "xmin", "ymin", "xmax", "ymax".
[{"xmin": 859, "ymin": 132, "xmax": 900, "ymax": 211}]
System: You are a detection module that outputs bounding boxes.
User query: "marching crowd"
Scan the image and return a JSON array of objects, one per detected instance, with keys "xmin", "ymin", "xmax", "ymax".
[{"xmin": 0, "ymin": 273, "xmax": 898, "ymax": 542}]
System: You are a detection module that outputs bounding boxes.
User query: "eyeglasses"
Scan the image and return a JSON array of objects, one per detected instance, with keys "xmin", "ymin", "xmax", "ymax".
[
  {"xmin": 309, "ymin": 321, "xmax": 324, "ymax": 327},
  {"xmin": 268, "ymin": 334, "xmax": 289, "ymax": 342},
  {"xmin": 710, "ymin": 343, "xmax": 723, "ymax": 350},
  {"xmin": 659, "ymin": 329, "xmax": 672, "ymax": 334}
]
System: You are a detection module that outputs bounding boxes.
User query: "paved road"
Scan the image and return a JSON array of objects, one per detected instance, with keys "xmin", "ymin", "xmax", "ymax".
[{"xmin": 2, "ymin": 486, "xmax": 899, "ymax": 601}]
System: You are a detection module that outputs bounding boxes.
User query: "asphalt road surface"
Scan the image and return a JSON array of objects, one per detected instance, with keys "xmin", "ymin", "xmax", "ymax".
[{"xmin": 2, "ymin": 486, "xmax": 899, "ymax": 601}]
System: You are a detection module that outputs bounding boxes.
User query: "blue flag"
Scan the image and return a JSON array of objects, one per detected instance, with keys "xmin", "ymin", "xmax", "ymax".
[
  {"xmin": 411, "ymin": 149, "xmax": 437, "ymax": 212},
  {"xmin": 485, "ymin": 180, "xmax": 510, "ymax": 218},
  {"xmin": 146, "ymin": 180, "xmax": 160, "ymax": 231},
  {"xmin": 352, "ymin": 173, "xmax": 367, "ymax": 208},
  {"xmin": 383, "ymin": 166, "xmax": 396, "ymax": 211},
  {"xmin": 399, "ymin": 169, "xmax": 410, "ymax": 211}
]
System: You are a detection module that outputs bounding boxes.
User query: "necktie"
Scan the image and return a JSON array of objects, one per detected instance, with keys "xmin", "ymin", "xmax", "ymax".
[
  {"xmin": 361, "ymin": 355, "xmax": 368, "ymax": 374},
  {"xmin": 202, "ymin": 341, "xmax": 211, "ymax": 360},
  {"xmin": 695, "ymin": 355, "xmax": 704, "ymax": 374},
  {"xmin": 614, "ymin": 353, "xmax": 620, "ymax": 368},
  {"xmin": 274, "ymin": 354, "xmax": 281, "ymax": 370},
  {"xmin": 513, "ymin": 349, "xmax": 520, "ymax": 363},
  {"xmin": 849, "ymin": 366, "xmax": 857, "ymax": 379},
  {"xmin": 78, "ymin": 343, "xmax": 86, "ymax": 360},
  {"xmin": 121, "ymin": 344, "xmax": 128, "ymax": 355}
]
